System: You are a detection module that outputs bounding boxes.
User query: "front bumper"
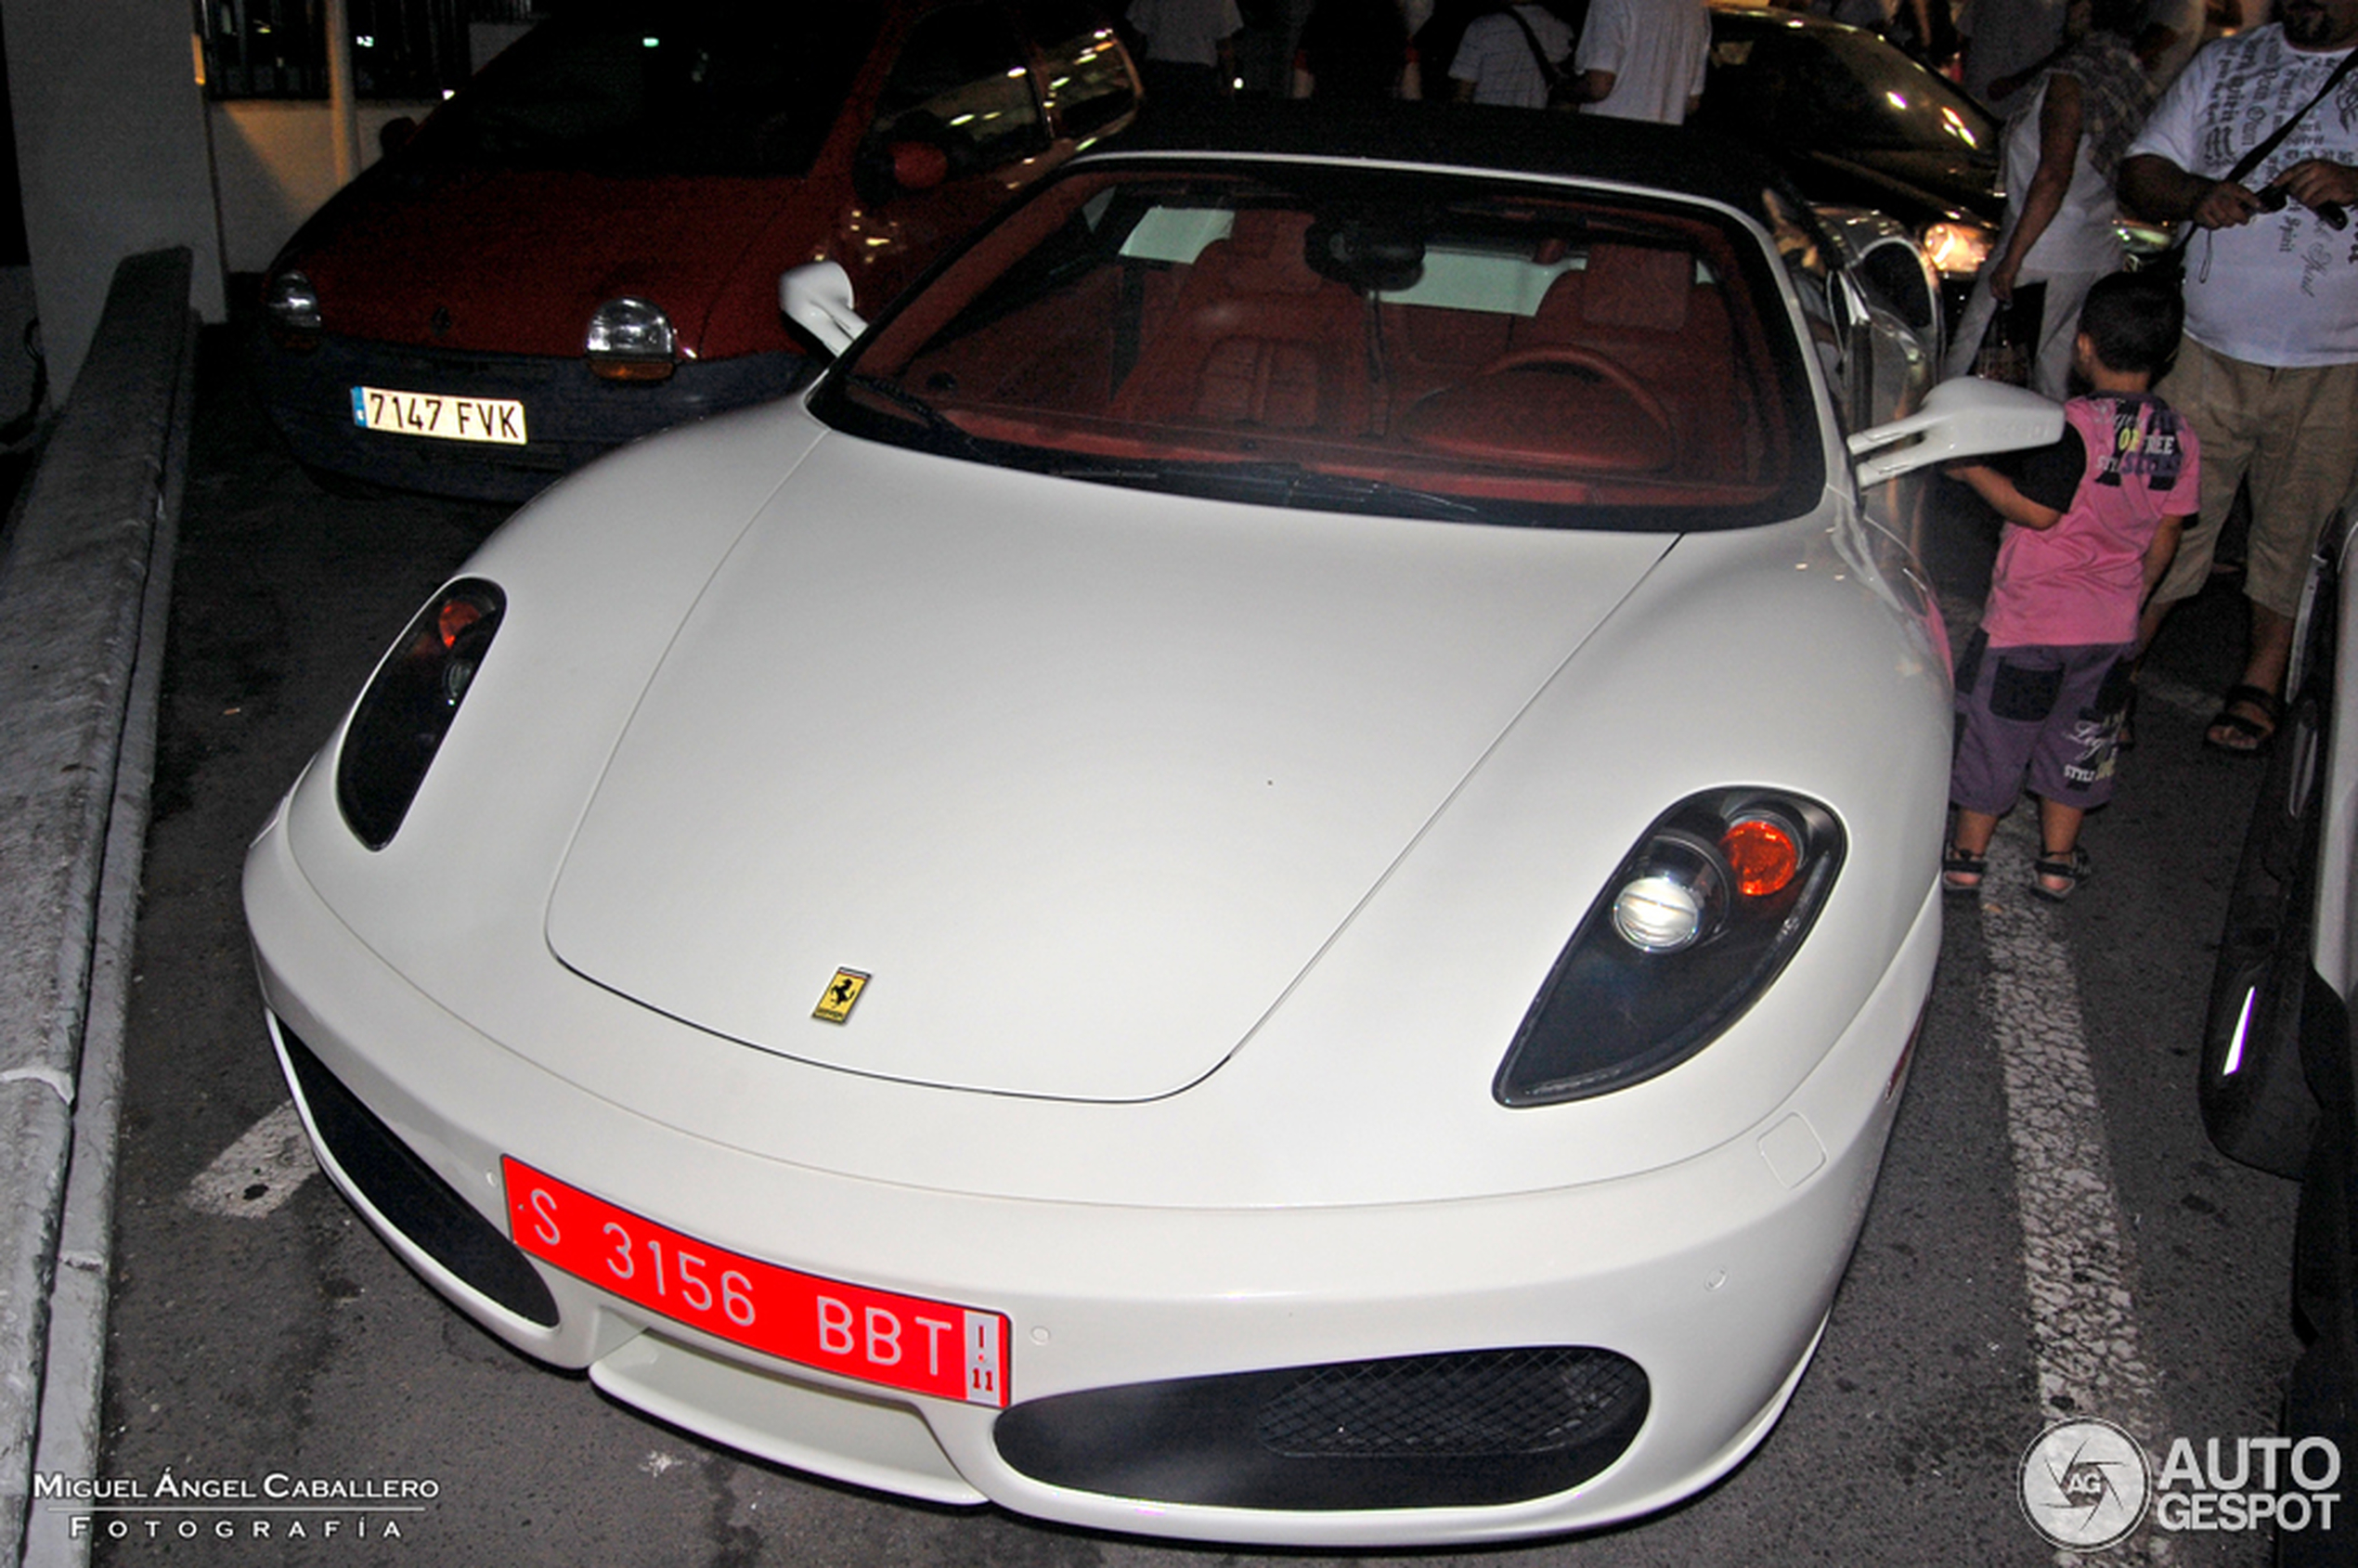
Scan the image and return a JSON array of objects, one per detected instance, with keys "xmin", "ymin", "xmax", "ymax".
[
  {"xmin": 248, "ymin": 330, "xmax": 816, "ymax": 502},
  {"xmin": 244, "ymin": 804, "xmax": 1934, "ymax": 1548}
]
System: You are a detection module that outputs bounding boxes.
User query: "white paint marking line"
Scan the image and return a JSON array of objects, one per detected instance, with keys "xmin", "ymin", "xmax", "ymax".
[
  {"xmin": 185, "ymin": 1101, "xmax": 318, "ymax": 1219},
  {"xmin": 1979, "ymin": 825, "xmax": 2176, "ymax": 1565}
]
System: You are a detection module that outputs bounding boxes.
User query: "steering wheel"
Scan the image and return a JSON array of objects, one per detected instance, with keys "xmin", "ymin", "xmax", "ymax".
[{"xmin": 1474, "ymin": 346, "xmax": 1674, "ymax": 437}]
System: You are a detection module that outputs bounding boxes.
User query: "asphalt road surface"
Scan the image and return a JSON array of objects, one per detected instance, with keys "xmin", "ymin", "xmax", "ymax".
[{"xmin": 71, "ymin": 330, "xmax": 2303, "ymax": 1566}]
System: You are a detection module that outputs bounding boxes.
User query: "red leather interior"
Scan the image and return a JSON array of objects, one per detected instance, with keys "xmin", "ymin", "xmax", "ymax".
[
  {"xmin": 1109, "ymin": 211, "xmax": 1369, "ymax": 434},
  {"xmin": 904, "ymin": 217, "xmax": 1770, "ymax": 495}
]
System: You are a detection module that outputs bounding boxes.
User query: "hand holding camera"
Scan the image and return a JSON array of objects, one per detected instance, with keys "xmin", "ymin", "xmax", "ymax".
[{"xmin": 2256, "ymin": 180, "xmax": 2350, "ymax": 228}]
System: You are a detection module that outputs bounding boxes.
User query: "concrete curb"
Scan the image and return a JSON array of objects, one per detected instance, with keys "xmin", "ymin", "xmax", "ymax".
[{"xmin": 0, "ymin": 250, "xmax": 195, "ymax": 1568}]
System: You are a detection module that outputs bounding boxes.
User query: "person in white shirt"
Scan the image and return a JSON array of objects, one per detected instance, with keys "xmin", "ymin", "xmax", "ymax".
[
  {"xmin": 1447, "ymin": 2, "xmax": 1577, "ymax": 108},
  {"xmin": 1943, "ymin": 0, "xmax": 2155, "ymax": 397},
  {"xmin": 2137, "ymin": 0, "xmax": 2206, "ymax": 88},
  {"xmin": 2119, "ymin": 0, "xmax": 2358, "ymax": 753},
  {"xmin": 1960, "ymin": 0, "xmax": 2070, "ymax": 114},
  {"xmin": 1129, "ymin": 0, "xmax": 1245, "ymax": 100},
  {"xmin": 1565, "ymin": 0, "xmax": 1711, "ymax": 121}
]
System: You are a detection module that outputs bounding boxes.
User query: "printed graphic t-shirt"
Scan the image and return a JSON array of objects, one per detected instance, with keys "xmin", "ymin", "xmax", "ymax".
[
  {"xmin": 1981, "ymin": 394, "xmax": 2201, "ymax": 648},
  {"xmin": 2125, "ymin": 24, "xmax": 2358, "ymax": 367}
]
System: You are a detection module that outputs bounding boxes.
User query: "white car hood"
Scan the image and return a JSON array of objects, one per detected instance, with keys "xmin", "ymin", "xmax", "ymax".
[{"xmin": 545, "ymin": 436, "xmax": 1675, "ymax": 1101}]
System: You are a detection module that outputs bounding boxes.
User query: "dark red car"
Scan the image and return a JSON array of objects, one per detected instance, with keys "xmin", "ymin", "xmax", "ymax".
[{"xmin": 253, "ymin": 0, "xmax": 1139, "ymax": 499}]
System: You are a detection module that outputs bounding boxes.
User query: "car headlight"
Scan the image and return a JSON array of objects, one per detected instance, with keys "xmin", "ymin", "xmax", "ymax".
[
  {"xmin": 2118, "ymin": 219, "xmax": 2176, "ymax": 264},
  {"xmin": 1920, "ymin": 220, "xmax": 1994, "ymax": 279},
  {"xmin": 336, "ymin": 579, "xmax": 506, "ymax": 850},
  {"xmin": 263, "ymin": 269, "xmax": 323, "ymax": 344},
  {"xmin": 1493, "ymin": 789, "xmax": 1844, "ymax": 1107},
  {"xmin": 586, "ymin": 297, "xmax": 677, "ymax": 381}
]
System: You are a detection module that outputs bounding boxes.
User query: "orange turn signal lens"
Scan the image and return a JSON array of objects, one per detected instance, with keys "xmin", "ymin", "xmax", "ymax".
[
  {"xmin": 588, "ymin": 356, "xmax": 677, "ymax": 382},
  {"xmin": 1720, "ymin": 816, "xmax": 1800, "ymax": 898}
]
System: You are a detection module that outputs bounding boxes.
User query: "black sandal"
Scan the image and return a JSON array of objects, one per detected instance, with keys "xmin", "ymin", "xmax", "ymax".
[
  {"xmin": 2204, "ymin": 683, "xmax": 2280, "ymax": 757},
  {"xmin": 1942, "ymin": 844, "xmax": 1987, "ymax": 896},
  {"xmin": 2031, "ymin": 846, "xmax": 2092, "ymax": 902}
]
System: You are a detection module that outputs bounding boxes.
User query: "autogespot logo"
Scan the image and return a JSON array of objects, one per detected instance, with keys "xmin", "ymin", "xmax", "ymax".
[{"xmin": 2021, "ymin": 1419, "xmax": 2152, "ymax": 1551}]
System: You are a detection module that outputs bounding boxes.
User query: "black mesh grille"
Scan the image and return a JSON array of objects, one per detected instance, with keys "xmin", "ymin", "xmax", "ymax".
[
  {"xmin": 995, "ymin": 1346, "xmax": 1649, "ymax": 1510},
  {"xmin": 276, "ymin": 1021, "xmax": 560, "ymax": 1328},
  {"xmin": 1256, "ymin": 1348, "xmax": 1648, "ymax": 1458}
]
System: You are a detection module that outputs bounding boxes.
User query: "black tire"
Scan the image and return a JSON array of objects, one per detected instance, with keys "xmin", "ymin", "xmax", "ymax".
[{"xmin": 2199, "ymin": 693, "xmax": 2325, "ymax": 1178}]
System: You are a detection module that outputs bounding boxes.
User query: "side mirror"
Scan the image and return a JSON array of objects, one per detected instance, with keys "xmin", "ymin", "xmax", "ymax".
[
  {"xmin": 887, "ymin": 140, "xmax": 950, "ymax": 192},
  {"xmin": 377, "ymin": 115, "xmax": 418, "ymax": 161},
  {"xmin": 855, "ymin": 136, "xmax": 952, "ymax": 205},
  {"xmin": 1847, "ymin": 376, "xmax": 2062, "ymax": 486},
  {"xmin": 779, "ymin": 261, "xmax": 868, "ymax": 358}
]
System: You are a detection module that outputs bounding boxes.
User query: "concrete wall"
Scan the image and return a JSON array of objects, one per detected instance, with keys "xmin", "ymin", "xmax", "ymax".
[
  {"xmin": 0, "ymin": 0, "xmax": 226, "ymax": 399},
  {"xmin": 210, "ymin": 27, "xmax": 528, "ymax": 278},
  {"xmin": 211, "ymin": 98, "xmax": 440, "ymax": 275},
  {"xmin": 0, "ymin": 7, "xmax": 536, "ymax": 401}
]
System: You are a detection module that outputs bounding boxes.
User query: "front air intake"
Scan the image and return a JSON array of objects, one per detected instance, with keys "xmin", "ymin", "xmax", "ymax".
[
  {"xmin": 276, "ymin": 1021, "xmax": 559, "ymax": 1328},
  {"xmin": 995, "ymin": 1346, "xmax": 1648, "ymax": 1510}
]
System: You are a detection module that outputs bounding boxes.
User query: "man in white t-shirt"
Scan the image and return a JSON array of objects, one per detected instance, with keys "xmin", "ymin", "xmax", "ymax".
[
  {"xmin": 1959, "ymin": 0, "xmax": 2069, "ymax": 114},
  {"xmin": 1448, "ymin": 2, "xmax": 1578, "ymax": 109},
  {"xmin": 1567, "ymin": 0, "xmax": 1711, "ymax": 122},
  {"xmin": 2120, "ymin": 0, "xmax": 2358, "ymax": 753},
  {"xmin": 1128, "ymin": 0, "xmax": 1245, "ymax": 100}
]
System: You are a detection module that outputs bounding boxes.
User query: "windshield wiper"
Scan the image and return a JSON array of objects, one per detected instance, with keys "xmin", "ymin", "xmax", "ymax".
[{"xmin": 837, "ymin": 374, "xmax": 990, "ymax": 461}]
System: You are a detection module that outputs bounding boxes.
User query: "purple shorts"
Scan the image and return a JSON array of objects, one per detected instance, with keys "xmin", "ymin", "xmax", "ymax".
[{"xmin": 1950, "ymin": 635, "xmax": 2136, "ymax": 816}]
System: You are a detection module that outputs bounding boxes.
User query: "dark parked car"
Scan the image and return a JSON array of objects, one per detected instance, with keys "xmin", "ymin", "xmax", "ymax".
[
  {"xmin": 1697, "ymin": 3, "xmax": 2002, "ymax": 321},
  {"xmin": 2197, "ymin": 487, "xmax": 2358, "ymax": 1567},
  {"xmin": 252, "ymin": 0, "xmax": 1140, "ymax": 500}
]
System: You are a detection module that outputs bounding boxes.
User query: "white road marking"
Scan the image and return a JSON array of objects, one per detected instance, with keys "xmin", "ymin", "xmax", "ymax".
[
  {"xmin": 1977, "ymin": 825, "xmax": 2176, "ymax": 1565},
  {"xmin": 1940, "ymin": 513, "xmax": 2194, "ymax": 1558},
  {"xmin": 1, "ymin": 1064, "xmax": 76, "ymax": 1104},
  {"xmin": 184, "ymin": 1101, "xmax": 318, "ymax": 1219}
]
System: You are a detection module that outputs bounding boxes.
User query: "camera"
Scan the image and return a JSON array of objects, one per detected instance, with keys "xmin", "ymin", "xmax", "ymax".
[{"xmin": 2257, "ymin": 181, "xmax": 2349, "ymax": 229}]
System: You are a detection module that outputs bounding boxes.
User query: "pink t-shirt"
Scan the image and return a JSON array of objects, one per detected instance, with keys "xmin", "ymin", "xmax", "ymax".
[{"xmin": 1980, "ymin": 395, "xmax": 2200, "ymax": 649}]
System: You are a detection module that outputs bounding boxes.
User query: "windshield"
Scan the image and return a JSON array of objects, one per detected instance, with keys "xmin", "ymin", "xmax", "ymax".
[
  {"xmin": 1709, "ymin": 22, "xmax": 1989, "ymax": 160},
  {"xmin": 811, "ymin": 162, "xmax": 1824, "ymax": 530},
  {"xmin": 423, "ymin": 0, "xmax": 885, "ymax": 176}
]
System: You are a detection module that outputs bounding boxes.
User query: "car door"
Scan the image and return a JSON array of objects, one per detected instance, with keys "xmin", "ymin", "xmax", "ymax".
[{"xmin": 1761, "ymin": 186, "xmax": 1899, "ymax": 434}]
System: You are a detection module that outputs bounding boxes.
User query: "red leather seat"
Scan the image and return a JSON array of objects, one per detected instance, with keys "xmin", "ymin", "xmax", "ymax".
[
  {"xmin": 1111, "ymin": 211, "xmax": 1368, "ymax": 434},
  {"xmin": 1506, "ymin": 243, "xmax": 1744, "ymax": 477}
]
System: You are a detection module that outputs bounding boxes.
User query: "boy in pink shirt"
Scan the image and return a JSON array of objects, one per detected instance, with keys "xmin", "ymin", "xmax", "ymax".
[{"xmin": 1942, "ymin": 271, "xmax": 2199, "ymax": 901}]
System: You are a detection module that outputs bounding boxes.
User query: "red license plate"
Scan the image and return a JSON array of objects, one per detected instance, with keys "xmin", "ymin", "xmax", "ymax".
[{"xmin": 502, "ymin": 1158, "xmax": 1009, "ymax": 1407}]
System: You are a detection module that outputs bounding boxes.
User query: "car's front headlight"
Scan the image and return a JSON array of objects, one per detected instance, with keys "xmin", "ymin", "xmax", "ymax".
[
  {"xmin": 1920, "ymin": 220, "xmax": 1994, "ymax": 279},
  {"xmin": 336, "ymin": 579, "xmax": 506, "ymax": 849},
  {"xmin": 586, "ymin": 297, "xmax": 677, "ymax": 381},
  {"xmin": 263, "ymin": 269, "xmax": 323, "ymax": 346},
  {"xmin": 1494, "ymin": 789, "xmax": 1845, "ymax": 1107}
]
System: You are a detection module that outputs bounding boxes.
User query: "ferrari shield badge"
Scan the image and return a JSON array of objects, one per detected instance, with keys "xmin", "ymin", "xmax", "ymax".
[{"xmin": 813, "ymin": 968, "xmax": 871, "ymax": 1024}]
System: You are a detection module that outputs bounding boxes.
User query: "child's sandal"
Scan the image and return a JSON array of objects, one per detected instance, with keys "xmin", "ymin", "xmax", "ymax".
[
  {"xmin": 1941, "ymin": 845, "xmax": 1987, "ymax": 896},
  {"xmin": 2031, "ymin": 846, "xmax": 2092, "ymax": 903}
]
